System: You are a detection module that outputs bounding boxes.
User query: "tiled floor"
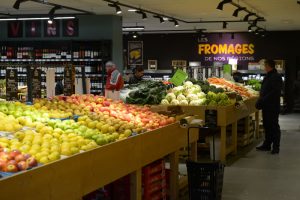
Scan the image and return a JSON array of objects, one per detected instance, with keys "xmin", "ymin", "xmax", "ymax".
[{"xmin": 222, "ymin": 113, "xmax": 300, "ymax": 200}]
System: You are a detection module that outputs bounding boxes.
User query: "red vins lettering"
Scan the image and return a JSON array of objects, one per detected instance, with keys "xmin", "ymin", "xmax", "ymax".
[
  {"xmin": 66, "ymin": 21, "xmax": 75, "ymax": 36},
  {"xmin": 10, "ymin": 22, "xmax": 21, "ymax": 37}
]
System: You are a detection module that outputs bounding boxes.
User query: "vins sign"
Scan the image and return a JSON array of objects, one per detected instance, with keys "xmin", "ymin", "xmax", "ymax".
[{"xmin": 7, "ymin": 19, "xmax": 79, "ymax": 38}]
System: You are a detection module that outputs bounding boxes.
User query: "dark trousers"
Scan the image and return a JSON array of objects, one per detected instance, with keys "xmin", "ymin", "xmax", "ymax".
[{"xmin": 262, "ymin": 110, "xmax": 281, "ymax": 150}]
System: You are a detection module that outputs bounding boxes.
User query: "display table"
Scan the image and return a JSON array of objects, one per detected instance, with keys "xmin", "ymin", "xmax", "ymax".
[
  {"xmin": 0, "ymin": 123, "xmax": 198, "ymax": 200},
  {"xmin": 151, "ymin": 97, "xmax": 259, "ymax": 162}
]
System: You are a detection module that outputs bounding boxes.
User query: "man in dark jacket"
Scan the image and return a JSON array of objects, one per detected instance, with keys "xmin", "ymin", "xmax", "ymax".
[
  {"xmin": 128, "ymin": 66, "xmax": 144, "ymax": 84},
  {"xmin": 256, "ymin": 59, "xmax": 283, "ymax": 154}
]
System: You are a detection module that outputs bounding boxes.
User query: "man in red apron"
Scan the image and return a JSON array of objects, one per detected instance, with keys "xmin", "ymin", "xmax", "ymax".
[{"xmin": 105, "ymin": 61, "xmax": 124, "ymax": 100}]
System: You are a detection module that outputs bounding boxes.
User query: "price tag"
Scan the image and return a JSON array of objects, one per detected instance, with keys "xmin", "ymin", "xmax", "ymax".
[{"xmin": 169, "ymin": 69, "xmax": 188, "ymax": 86}]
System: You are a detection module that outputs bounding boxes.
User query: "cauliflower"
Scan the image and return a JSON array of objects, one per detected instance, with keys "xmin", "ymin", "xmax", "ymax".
[
  {"xmin": 179, "ymin": 100, "xmax": 189, "ymax": 105},
  {"xmin": 183, "ymin": 81, "xmax": 193, "ymax": 88},
  {"xmin": 187, "ymin": 94, "xmax": 199, "ymax": 102},
  {"xmin": 165, "ymin": 93, "xmax": 176, "ymax": 102},
  {"xmin": 189, "ymin": 99, "xmax": 201, "ymax": 106},
  {"xmin": 177, "ymin": 94, "xmax": 186, "ymax": 101},
  {"xmin": 172, "ymin": 86, "xmax": 184, "ymax": 96},
  {"xmin": 197, "ymin": 92, "xmax": 206, "ymax": 99},
  {"xmin": 192, "ymin": 85, "xmax": 201, "ymax": 92},
  {"xmin": 170, "ymin": 99, "xmax": 180, "ymax": 105},
  {"xmin": 161, "ymin": 99, "xmax": 169, "ymax": 105}
]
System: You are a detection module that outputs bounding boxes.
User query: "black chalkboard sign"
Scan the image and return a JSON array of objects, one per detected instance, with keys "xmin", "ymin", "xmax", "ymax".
[
  {"xmin": 205, "ymin": 110, "xmax": 218, "ymax": 128},
  {"xmin": 31, "ymin": 68, "xmax": 41, "ymax": 98},
  {"xmin": 6, "ymin": 68, "xmax": 18, "ymax": 101},
  {"xmin": 64, "ymin": 64, "xmax": 75, "ymax": 96}
]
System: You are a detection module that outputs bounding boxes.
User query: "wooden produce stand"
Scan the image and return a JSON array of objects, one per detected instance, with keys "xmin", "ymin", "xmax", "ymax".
[
  {"xmin": 152, "ymin": 97, "xmax": 259, "ymax": 162},
  {"xmin": 0, "ymin": 123, "xmax": 198, "ymax": 200}
]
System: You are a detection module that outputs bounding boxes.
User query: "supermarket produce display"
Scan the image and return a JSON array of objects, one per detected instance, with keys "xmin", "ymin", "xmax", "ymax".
[
  {"xmin": 0, "ymin": 95, "xmax": 175, "ymax": 172},
  {"xmin": 121, "ymin": 80, "xmax": 168, "ymax": 105}
]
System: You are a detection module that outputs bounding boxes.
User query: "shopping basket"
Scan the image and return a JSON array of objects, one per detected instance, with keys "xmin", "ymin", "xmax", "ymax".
[{"xmin": 186, "ymin": 126, "xmax": 225, "ymax": 200}]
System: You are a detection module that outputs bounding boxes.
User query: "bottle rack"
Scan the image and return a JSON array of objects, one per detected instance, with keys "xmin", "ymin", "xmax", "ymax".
[{"xmin": 0, "ymin": 40, "xmax": 111, "ymax": 97}]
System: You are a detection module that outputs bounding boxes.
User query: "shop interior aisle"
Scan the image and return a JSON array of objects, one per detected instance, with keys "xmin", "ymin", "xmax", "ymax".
[{"xmin": 222, "ymin": 113, "xmax": 300, "ymax": 200}]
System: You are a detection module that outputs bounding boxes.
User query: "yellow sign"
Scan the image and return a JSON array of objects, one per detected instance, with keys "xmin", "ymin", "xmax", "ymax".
[{"xmin": 198, "ymin": 43, "xmax": 255, "ymax": 55}]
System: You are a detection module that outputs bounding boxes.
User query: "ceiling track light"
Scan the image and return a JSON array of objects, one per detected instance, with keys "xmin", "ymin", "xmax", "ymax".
[
  {"xmin": 108, "ymin": 3, "xmax": 122, "ymax": 14},
  {"xmin": 243, "ymin": 13, "xmax": 256, "ymax": 21},
  {"xmin": 169, "ymin": 19, "xmax": 179, "ymax": 27},
  {"xmin": 232, "ymin": 7, "xmax": 246, "ymax": 17},
  {"xmin": 248, "ymin": 25, "xmax": 255, "ymax": 32},
  {"xmin": 48, "ymin": 5, "xmax": 62, "ymax": 24},
  {"xmin": 216, "ymin": 0, "xmax": 232, "ymax": 10},
  {"xmin": 13, "ymin": 0, "xmax": 27, "ymax": 10},
  {"xmin": 223, "ymin": 21, "xmax": 228, "ymax": 29},
  {"xmin": 135, "ymin": 10, "xmax": 147, "ymax": 20},
  {"xmin": 153, "ymin": 15, "xmax": 164, "ymax": 23},
  {"xmin": 298, "ymin": 1, "xmax": 300, "ymax": 4}
]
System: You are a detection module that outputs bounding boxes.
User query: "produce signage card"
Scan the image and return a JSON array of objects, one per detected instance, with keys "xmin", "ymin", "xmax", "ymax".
[
  {"xmin": 31, "ymin": 68, "xmax": 42, "ymax": 98},
  {"xmin": 169, "ymin": 69, "xmax": 188, "ymax": 86},
  {"xmin": 64, "ymin": 64, "xmax": 75, "ymax": 96},
  {"xmin": 5, "ymin": 68, "xmax": 18, "ymax": 101}
]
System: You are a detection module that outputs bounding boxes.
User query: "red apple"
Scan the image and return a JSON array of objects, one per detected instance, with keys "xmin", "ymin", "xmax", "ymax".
[
  {"xmin": 0, "ymin": 160, "xmax": 6, "ymax": 171},
  {"xmin": 26, "ymin": 157, "xmax": 38, "ymax": 168},
  {"xmin": 4, "ymin": 164, "xmax": 18, "ymax": 172},
  {"xmin": 17, "ymin": 161, "xmax": 28, "ymax": 171},
  {"xmin": 23, "ymin": 154, "xmax": 31, "ymax": 160},
  {"xmin": 9, "ymin": 149, "xmax": 21, "ymax": 158},
  {"xmin": 7, "ymin": 160, "xmax": 17, "ymax": 166},
  {"xmin": 14, "ymin": 154, "xmax": 26, "ymax": 162}
]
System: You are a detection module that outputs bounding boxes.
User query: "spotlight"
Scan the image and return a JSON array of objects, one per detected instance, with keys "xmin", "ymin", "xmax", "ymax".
[
  {"xmin": 13, "ymin": 0, "xmax": 27, "ymax": 10},
  {"xmin": 223, "ymin": 22, "xmax": 228, "ymax": 29},
  {"xmin": 169, "ymin": 19, "xmax": 179, "ymax": 27},
  {"xmin": 243, "ymin": 13, "xmax": 255, "ymax": 21},
  {"xmin": 254, "ymin": 27, "xmax": 264, "ymax": 35},
  {"xmin": 232, "ymin": 7, "xmax": 246, "ymax": 17},
  {"xmin": 154, "ymin": 15, "xmax": 165, "ymax": 23},
  {"xmin": 136, "ymin": 10, "xmax": 147, "ymax": 20},
  {"xmin": 108, "ymin": 3, "xmax": 122, "ymax": 14},
  {"xmin": 132, "ymin": 32, "xmax": 138, "ymax": 39},
  {"xmin": 248, "ymin": 25, "xmax": 255, "ymax": 32},
  {"xmin": 216, "ymin": 0, "xmax": 232, "ymax": 10},
  {"xmin": 48, "ymin": 5, "xmax": 61, "ymax": 24},
  {"xmin": 231, "ymin": 33, "xmax": 235, "ymax": 39}
]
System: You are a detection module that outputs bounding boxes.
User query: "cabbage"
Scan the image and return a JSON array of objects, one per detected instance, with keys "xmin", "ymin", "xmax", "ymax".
[
  {"xmin": 177, "ymin": 94, "xmax": 186, "ymax": 101},
  {"xmin": 172, "ymin": 86, "xmax": 184, "ymax": 96},
  {"xmin": 218, "ymin": 93, "xmax": 229, "ymax": 101},
  {"xmin": 161, "ymin": 99, "xmax": 169, "ymax": 105},
  {"xmin": 170, "ymin": 99, "xmax": 180, "ymax": 105},
  {"xmin": 179, "ymin": 100, "xmax": 189, "ymax": 105},
  {"xmin": 187, "ymin": 94, "xmax": 198, "ymax": 101},
  {"xmin": 207, "ymin": 91, "xmax": 217, "ymax": 101},
  {"xmin": 165, "ymin": 93, "xmax": 176, "ymax": 102},
  {"xmin": 208, "ymin": 100, "xmax": 217, "ymax": 106},
  {"xmin": 218, "ymin": 99, "xmax": 231, "ymax": 106},
  {"xmin": 197, "ymin": 92, "xmax": 206, "ymax": 99},
  {"xmin": 183, "ymin": 81, "xmax": 193, "ymax": 88}
]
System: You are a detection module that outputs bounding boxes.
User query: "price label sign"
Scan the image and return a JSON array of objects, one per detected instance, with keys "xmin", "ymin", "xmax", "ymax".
[
  {"xmin": 169, "ymin": 69, "xmax": 188, "ymax": 86},
  {"xmin": 6, "ymin": 68, "xmax": 18, "ymax": 101},
  {"xmin": 64, "ymin": 64, "xmax": 75, "ymax": 96},
  {"xmin": 31, "ymin": 68, "xmax": 41, "ymax": 98}
]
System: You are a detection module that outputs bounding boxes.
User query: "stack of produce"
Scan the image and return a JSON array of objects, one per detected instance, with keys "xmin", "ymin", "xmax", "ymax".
[
  {"xmin": 246, "ymin": 79, "xmax": 261, "ymax": 91},
  {"xmin": 207, "ymin": 77, "xmax": 258, "ymax": 99},
  {"xmin": 0, "ymin": 146, "xmax": 38, "ymax": 172},
  {"xmin": 121, "ymin": 80, "xmax": 168, "ymax": 105},
  {"xmin": 161, "ymin": 81, "xmax": 207, "ymax": 106},
  {"xmin": 0, "ymin": 95, "xmax": 176, "ymax": 167}
]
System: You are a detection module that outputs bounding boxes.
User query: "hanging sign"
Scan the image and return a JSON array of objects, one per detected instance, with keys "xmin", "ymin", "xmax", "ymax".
[
  {"xmin": 25, "ymin": 20, "xmax": 42, "ymax": 37},
  {"xmin": 62, "ymin": 19, "xmax": 79, "ymax": 37},
  {"xmin": 7, "ymin": 21, "xmax": 23, "ymax": 38},
  {"xmin": 44, "ymin": 20, "xmax": 60, "ymax": 37}
]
